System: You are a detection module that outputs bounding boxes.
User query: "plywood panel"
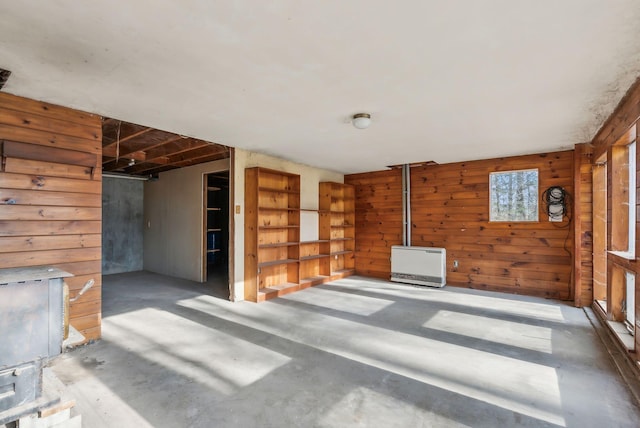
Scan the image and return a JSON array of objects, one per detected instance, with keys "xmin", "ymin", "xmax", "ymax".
[{"xmin": 0, "ymin": 92, "xmax": 102, "ymax": 341}]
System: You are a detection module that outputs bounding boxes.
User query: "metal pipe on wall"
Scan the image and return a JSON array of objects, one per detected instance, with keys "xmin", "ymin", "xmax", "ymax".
[
  {"xmin": 102, "ymin": 172, "xmax": 149, "ymax": 181},
  {"xmin": 406, "ymin": 163, "xmax": 411, "ymax": 246},
  {"xmin": 402, "ymin": 164, "xmax": 407, "ymax": 246}
]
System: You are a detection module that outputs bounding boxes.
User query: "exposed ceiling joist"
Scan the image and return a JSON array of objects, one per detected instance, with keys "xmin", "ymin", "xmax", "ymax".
[{"xmin": 101, "ymin": 118, "xmax": 230, "ymax": 176}]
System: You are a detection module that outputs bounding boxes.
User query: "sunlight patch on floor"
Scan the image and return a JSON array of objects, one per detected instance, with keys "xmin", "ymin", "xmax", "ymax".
[
  {"xmin": 423, "ymin": 310, "xmax": 553, "ymax": 353},
  {"xmin": 318, "ymin": 387, "xmax": 466, "ymax": 428},
  {"xmin": 53, "ymin": 356, "xmax": 154, "ymax": 428},
  {"xmin": 178, "ymin": 295, "xmax": 566, "ymax": 426},
  {"xmin": 281, "ymin": 287, "xmax": 394, "ymax": 316},
  {"xmin": 332, "ymin": 278, "xmax": 567, "ymax": 323},
  {"xmin": 106, "ymin": 307, "xmax": 291, "ymax": 395}
]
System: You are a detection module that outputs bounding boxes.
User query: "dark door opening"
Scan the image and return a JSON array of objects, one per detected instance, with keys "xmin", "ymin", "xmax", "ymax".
[{"xmin": 204, "ymin": 171, "xmax": 230, "ymax": 298}]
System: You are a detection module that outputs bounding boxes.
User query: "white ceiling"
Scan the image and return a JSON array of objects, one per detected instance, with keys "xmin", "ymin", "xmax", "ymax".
[{"xmin": 1, "ymin": 1, "xmax": 640, "ymax": 174}]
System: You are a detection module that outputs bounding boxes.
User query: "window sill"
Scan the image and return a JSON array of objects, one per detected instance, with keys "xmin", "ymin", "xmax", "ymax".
[
  {"xmin": 594, "ymin": 301, "xmax": 634, "ymax": 352},
  {"xmin": 606, "ymin": 320, "xmax": 635, "ymax": 352},
  {"xmin": 608, "ymin": 250, "xmax": 636, "ymax": 261}
]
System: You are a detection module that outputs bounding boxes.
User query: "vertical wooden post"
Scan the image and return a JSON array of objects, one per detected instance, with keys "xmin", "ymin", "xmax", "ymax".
[{"xmin": 573, "ymin": 144, "xmax": 583, "ymax": 306}]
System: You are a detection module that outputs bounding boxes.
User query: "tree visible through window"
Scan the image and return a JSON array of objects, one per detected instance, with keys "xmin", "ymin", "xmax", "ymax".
[{"xmin": 489, "ymin": 169, "xmax": 539, "ymax": 222}]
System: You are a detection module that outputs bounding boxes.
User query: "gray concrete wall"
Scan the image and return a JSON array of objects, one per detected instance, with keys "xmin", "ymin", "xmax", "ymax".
[
  {"xmin": 144, "ymin": 158, "xmax": 230, "ymax": 282},
  {"xmin": 102, "ymin": 177, "xmax": 144, "ymax": 275}
]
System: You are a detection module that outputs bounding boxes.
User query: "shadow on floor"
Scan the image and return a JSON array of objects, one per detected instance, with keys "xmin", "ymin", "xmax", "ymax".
[{"xmin": 52, "ymin": 273, "xmax": 640, "ymax": 428}]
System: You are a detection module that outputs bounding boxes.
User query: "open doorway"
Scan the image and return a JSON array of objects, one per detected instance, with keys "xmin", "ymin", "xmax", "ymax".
[{"xmin": 204, "ymin": 170, "xmax": 230, "ymax": 298}]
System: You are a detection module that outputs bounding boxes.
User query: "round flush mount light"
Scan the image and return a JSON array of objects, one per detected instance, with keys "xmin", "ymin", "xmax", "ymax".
[{"xmin": 352, "ymin": 113, "xmax": 371, "ymax": 129}]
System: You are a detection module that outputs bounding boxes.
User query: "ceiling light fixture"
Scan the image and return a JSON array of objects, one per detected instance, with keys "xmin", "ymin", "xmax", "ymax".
[{"xmin": 352, "ymin": 113, "xmax": 371, "ymax": 129}]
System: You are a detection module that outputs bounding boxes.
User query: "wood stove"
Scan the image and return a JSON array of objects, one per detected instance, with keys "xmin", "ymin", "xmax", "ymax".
[{"xmin": 0, "ymin": 266, "xmax": 71, "ymax": 416}]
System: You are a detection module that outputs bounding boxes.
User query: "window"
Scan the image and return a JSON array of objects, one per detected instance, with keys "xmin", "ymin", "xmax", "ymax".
[
  {"xmin": 610, "ymin": 131, "xmax": 636, "ymax": 259},
  {"xmin": 625, "ymin": 271, "xmax": 635, "ymax": 330},
  {"xmin": 489, "ymin": 169, "xmax": 539, "ymax": 222}
]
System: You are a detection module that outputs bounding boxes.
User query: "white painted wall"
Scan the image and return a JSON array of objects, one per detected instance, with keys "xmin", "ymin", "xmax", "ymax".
[
  {"xmin": 144, "ymin": 158, "xmax": 230, "ymax": 282},
  {"xmin": 232, "ymin": 149, "xmax": 343, "ymax": 301}
]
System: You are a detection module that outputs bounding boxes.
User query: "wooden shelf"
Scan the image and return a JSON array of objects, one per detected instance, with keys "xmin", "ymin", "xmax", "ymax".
[
  {"xmin": 258, "ymin": 258, "xmax": 299, "ymax": 268},
  {"xmin": 258, "ymin": 186, "xmax": 299, "ymax": 194},
  {"xmin": 300, "ymin": 208, "xmax": 328, "ymax": 213},
  {"xmin": 246, "ymin": 167, "xmax": 302, "ymax": 302},
  {"xmin": 258, "ymin": 206, "xmax": 300, "ymax": 212},
  {"xmin": 207, "ymin": 207, "xmax": 222, "ymax": 211},
  {"xmin": 258, "ymin": 242, "xmax": 298, "ymax": 248},
  {"xmin": 257, "ymin": 283, "xmax": 300, "ymax": 301},
  {"xmin": 300, "ymin": 254, "xmax": 330, "ymax": 261},
  {"xmin": 207, "ymin": 228, "xmax": 222, "ymax": 232},
  {"xmin": 207, "ymin": 249, "xmax": 220, "ymax": 253},
  {"xmin": 330, "ymin": 250, "xmax": 353, "ymax": 256},
  {"xmin": 300, "ymin": 275, "xmax": 330, "ymax": 286},
  {"xmin": 207, "ymin": 186, "xmax": 221, "ymax": 191},
  {"xmin": 245, "ymin": 170, "xmax": 355, "ymax": 302},
  {"xmin": 320, "ymin": 182, "xmax": 356, "ymax": 276},
  {"xmin": 331, "ymin": 268, "xmax": 355, "ymax": 277}
]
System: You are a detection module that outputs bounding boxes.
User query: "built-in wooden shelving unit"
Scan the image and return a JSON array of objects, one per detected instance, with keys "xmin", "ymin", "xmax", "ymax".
[
  {"xmin": 319, "ymin": 182, "xmax": 355, "ymax": 276},
  {"xmin": 245, "ymin": 167, "xmax": 301, "ymax": 302},
  {"xmin": 244, "ymin": 168, "xmax": 354, "ymax": 302}
]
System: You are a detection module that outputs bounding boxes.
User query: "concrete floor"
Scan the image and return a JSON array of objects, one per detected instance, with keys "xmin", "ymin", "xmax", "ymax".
[{"xmin": 51, "ymin": 272, "xmax": 640, "ymax": 427}]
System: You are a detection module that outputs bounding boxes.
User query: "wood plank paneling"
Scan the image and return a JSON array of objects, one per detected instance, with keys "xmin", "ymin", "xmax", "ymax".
[
  {"xmin": 0, "ymin": 124, "xmax": 101, "ymax": 154},
  {"xmin": 0, "ymin": 172, "xmax": 102, "ymax": 194},
  {"xmin": 0, "ymin": 188, "xmax": 101, "ymax": 207},
  {"xmin": 0, "ymin": 92, "xmax": 102, "ymax": 341},
  {"xmin": 590, "ymin": 76, "xmax": 640, "ymax": 363},
  {"xmin": 574, "ymin": 143, "xmax": 594, "ymax": 307},
  {"xmin": 412, "ymin": 151, "xmax": 574, "ymax": 300},
  {"xmin": 0, "ymin": 234, "xmax": 101, "ymax": 253},
  {"xmin": 346, "ymin": 151, "xmax": 575, "ymax": 300},
  {"xmin": 345, "ymin": 169, "xmax": 402, "ymax": 278}
]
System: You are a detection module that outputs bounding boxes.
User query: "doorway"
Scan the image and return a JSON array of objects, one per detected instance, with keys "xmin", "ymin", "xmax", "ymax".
[{"xmin": 204, "ymin": 170, "xmax": 230, "ymax": 298}]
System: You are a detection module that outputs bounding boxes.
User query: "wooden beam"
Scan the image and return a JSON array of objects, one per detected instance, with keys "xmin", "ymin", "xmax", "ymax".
[
  {"xmin": 142, "ymin": 139, "xmax": 212, "ymax": 163},
  {"xmin": 102, "ymin": 135, "xmax": 187, "ymax": 165},
  {"xmin": 102, "ymin": 126, "xmax": 153, "ymax": 150},
  {"xmin": 124, "ymin": 144, "xmax": 227, "ymax": 174},
  {"xmin": 126, "ymin": 150, "xmax": 229, "ymax": 175},
  {"xmin": 573, "ymin": 144, "xmax": 583, "ymax": 306}
]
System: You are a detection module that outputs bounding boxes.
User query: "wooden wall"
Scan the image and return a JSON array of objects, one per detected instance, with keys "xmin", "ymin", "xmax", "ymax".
[
  {"xmin": 573, "ymin": 143, "xmax": 594, "ymax": 307},
  {"xmin": 591, "ymin": 76, "xmax": 640, "ymax": 356},
  {"xmin": 0, "ymin": 92, "xmax": 102, "ymax": 341},
  {"xmin": 346, "ymin": 151, "xmax": 576, "ymax": 300},
  {"xmin": 345, "ymin": 169, "xmax": 403, "ymax": 279}
]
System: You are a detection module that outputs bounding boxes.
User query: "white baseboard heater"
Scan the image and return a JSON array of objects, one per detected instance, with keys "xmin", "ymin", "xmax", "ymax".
[{"xmin": 391, "ymin": 246, "xmax": 446, "ymax": 288}]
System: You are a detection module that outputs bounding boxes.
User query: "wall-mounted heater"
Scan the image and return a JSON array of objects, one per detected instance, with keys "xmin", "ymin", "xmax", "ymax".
[{"xmin": 391, "ymin": 246, "xmax": 446, "ymax": 287}]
